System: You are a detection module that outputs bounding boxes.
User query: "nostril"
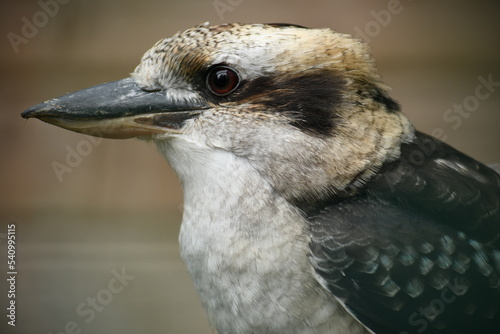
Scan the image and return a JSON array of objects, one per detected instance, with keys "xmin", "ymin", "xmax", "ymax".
[
  {"xmin": 141, "ymin": 86, "xmax": 162, "ymax": 93},
  {"xmin": 140, "ymin": 80, "xmax": 163, "ymax": 92}
]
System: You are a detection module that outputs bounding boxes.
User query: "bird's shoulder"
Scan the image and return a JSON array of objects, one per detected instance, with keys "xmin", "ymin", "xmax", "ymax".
[{"xmin": 308, "ymin": 131, "xmax": 500, "ymax": 333}]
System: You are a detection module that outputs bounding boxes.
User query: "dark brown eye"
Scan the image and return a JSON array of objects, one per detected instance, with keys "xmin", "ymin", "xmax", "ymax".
[{"xmin": 206, "ymin": 66, "xmax": 240, "ymax": 96}]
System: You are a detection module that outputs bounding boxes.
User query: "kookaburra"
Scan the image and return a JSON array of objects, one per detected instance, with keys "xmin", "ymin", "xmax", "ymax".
[{"xmin": 22, "ymin": 23, "xmax": 500, "ymax": 333}]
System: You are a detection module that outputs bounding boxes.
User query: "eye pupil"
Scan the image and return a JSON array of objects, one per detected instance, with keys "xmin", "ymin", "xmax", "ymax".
[
  {"xmin": 214, "ymin": 70, "xmax": 229, "ymax": 87},
  {"xmin": 207, "ymin": 66, "xmax": 240, "ymax": 96}
]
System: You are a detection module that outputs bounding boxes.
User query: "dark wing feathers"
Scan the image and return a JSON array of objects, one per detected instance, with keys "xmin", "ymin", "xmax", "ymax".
[{"xmin": 308, "ymin": 132, "xmax": 500, "ymax": 333}]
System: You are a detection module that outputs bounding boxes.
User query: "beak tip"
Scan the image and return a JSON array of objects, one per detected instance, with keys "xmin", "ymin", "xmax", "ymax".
[
  {"xmin": 21, "ymin": 106, "xmax": 37, "ymax": 119},
  {"xmin": 21, "ymin": 104, "xmax": 46, "ymax": 119}
]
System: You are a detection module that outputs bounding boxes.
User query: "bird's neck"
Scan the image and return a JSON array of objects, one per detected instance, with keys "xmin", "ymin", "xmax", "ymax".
[
  {"xmin": 161, "ymin": 136, "xmax": 309, "ymax": 275},
  {"xmin": 156, "ymin": 138, "xmax": 367, "ymax": 333}
]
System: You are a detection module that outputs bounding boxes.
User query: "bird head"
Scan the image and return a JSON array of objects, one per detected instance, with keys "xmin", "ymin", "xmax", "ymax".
[{"xmin": 22, "ymin": 23, "xmax": 414, "ymax": 203}]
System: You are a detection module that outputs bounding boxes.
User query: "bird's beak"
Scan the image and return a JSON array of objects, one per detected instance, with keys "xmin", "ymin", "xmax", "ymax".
[{"xmin": 21, "ymin": 78, "xmax": 209, "ymax": 139}]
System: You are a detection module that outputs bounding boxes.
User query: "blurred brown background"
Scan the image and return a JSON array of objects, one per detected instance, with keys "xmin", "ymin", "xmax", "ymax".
[{"xmin": 1, "ymin": 0, "xmax": 499, "ymax": 333}]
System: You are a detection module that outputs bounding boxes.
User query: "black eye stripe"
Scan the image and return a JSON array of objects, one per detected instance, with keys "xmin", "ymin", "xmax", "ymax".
[
  {"xmin": 206, "ymin": 66, "xmax": 240, "ymax": 96},
  {"xmin": 231, "ymin": 71, "xmax": 346, "ymax": 136}
]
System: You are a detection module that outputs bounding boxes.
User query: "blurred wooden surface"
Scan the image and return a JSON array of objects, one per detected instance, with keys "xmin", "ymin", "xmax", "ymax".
[{"xmin": 1, "ymin": 0, "xmax": 499, "ymax": 333}]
